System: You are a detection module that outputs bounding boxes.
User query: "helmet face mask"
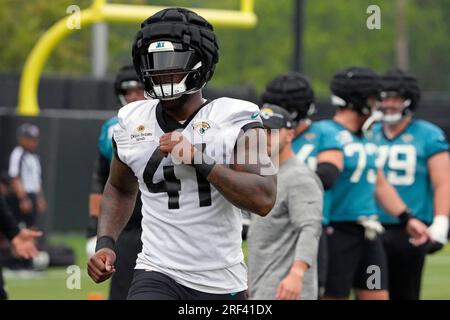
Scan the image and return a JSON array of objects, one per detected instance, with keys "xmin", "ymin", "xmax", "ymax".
[
  {"xmin": 379, "ymin": 91, "xmax": 412, "ymax": 124},
  {"xmin": 137, "ymin": 41, "xmax": 205, "ymax": 100},
  {"xmin": 378, "ymin": 69, "xmax": 420, "ymax": 124}
]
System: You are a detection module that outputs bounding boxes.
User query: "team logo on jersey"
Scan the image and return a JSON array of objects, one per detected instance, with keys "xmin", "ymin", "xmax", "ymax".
[
  {"xmin": 304, "ymin": 133, "xmax": 316, "ymax": 141},
  {"xmin": 401, "ymin": 133, "xmax": 414, "ymax": 142},
  {"xmin": 337, "ymin": 130, "xmax": 353, "ymax": 145},
  {"xmin": 193, "ymin": 121, "xmax": 211, "ymax": 136}
]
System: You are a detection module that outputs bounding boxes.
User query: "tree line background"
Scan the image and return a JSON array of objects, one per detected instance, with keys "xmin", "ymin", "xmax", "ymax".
[{"xmin": 0, "ymin": 0, "xmax": 449, "ymax": 98}]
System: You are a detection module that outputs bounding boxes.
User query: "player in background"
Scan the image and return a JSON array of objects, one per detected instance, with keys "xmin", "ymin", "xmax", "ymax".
[
  {"xmin": 87, "ymin": 8, "xmax": 276, "ymax": 300},
  {"xmin": 86, "ymin": 65, "xmax": 145, "ymax": 300},
  {"xmin": 322, "ymin": 67, "xmax": 429, "ymax": 300},
  {"xmin": 247, "ymin": 105, "xmax": 323, "ymax": 300},
  {"xmin": 260, "ymin": 72, "xmax": 344, "ymax": 294},
  {"xmin": 0, "ymin": 191, "xmax": 42, "ymax": 299},
  {"xmin": 8, "ymin": 124, "xmax": 46, "ymax": 229},
  {"xmin": 372, "ymin": 69, "xmax": 450, "ymax": 300}
]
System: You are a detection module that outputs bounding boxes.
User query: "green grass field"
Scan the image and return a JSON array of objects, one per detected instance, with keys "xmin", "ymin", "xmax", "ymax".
[{"xmin": 3, "ymin": 234, "xmax": 450, "ymax": 300}]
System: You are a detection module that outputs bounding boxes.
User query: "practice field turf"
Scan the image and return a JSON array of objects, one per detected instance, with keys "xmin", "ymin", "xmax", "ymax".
[{"xmin": 3, "ymin": 234, "xmax": 450, "ymax": 300}]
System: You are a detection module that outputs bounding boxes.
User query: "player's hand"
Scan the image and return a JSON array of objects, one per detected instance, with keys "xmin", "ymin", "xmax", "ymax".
[
  {"xmin": 19, "ymin": 197, "xmax": 33, "ymax": 214},
  {"xmin": 407, "ymin": 218, "xmax": 430, "ymax": 246},
  {"xmin": 11, "ymin": 228, "xmax": 42, "ymax": 259},
  {"xmin": 87, "ymin": 248, "xmax": 116, "ymax": 283},
  {"xmin": 276, "ymin": 270, "xmax": 303, "ymax": 300},
  {"xmin": 159, "ymin": 131, "xmax": 195, "ymax": 164}
]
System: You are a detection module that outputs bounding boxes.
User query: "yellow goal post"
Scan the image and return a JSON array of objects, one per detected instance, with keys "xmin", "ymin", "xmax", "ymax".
[{"xmin": 17, "ymin": 0, "xmax": 257, "ymax": 116}]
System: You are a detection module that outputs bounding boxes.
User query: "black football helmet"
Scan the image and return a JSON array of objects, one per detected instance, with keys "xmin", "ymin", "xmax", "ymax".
[
  {"xmin": 114, "ymin": 64, "xmax": 143, "ymax": 106},
  {"xmin": 132, "ymin": 8, "xmax": 219, "ymax": 100},
  {"xmin": 330, "ymin": 66, "xmax": 381, "ymax": 116},
  {"xmin": 379, "ymin": 69, "xmax": 421, "ymax": 124},
  {"xmin": 261, "ymin": 72, "xmax": 315, "ymax": 123}
]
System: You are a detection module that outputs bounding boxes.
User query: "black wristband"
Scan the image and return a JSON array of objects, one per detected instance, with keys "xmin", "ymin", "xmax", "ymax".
[
  {"xmin": 95, "ymin": 236, "xmax": 115, "ymax": 252},
  {"xmin": 86, "ymin": 216, "xmax": 98, "ymax": 238},
  {"xmin": 192, "ymin": 150, "xmax": 216, "ymax": 178},
  {"xmin": 398, "ymin": 208, "xmax": 414, "ymax": 227}
]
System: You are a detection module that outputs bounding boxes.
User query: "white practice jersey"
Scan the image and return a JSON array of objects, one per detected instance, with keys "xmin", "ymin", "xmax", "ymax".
[{"xmin": 113, "ymin": 97, "xmax": 263, "ymax": 294}]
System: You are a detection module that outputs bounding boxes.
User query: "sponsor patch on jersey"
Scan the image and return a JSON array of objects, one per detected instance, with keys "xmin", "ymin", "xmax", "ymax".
[
  {"xmin": 130, "ymin": 124, "xmax": 153, "ymax": 143},
  {"xmin": 401, "ymin": 133, "xmax": 414, "ymax": 142},
  {"xmin": 193, "ymin": 121, "xmax": 211, "ymax": 136}
]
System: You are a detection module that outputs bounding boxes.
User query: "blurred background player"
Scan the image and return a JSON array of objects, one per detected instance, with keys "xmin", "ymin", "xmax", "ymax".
[
  {"xmin": 86, "ymin": 64, "xmax": 145, "ymax": 300},
  {"xmin": 0, "ymin": 189, "xmax": 42, "ymax": 299},
  {"xmin": 322, "ymin": 66, "xmax": 429, "ymax": 300},
  {"xmin": 7, "ymin": 124, "xmax": 46, "ymax": 229},
  {"xmin": 260, "ymin": 72, "xmax": 344, "ymax": 295},
  {"xmin": 372, "ymin": 69, "xmax": 450, "ymax": 300},
  {"xmin": 247, "ymin": 105, "xmax": 323, "ymax": 300}
]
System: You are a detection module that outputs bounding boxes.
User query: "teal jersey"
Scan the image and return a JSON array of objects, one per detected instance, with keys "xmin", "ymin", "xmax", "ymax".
[
  {"xmin": 372, "ymin": 120, "xmax": 449, "ymax": 224},
  {"xmin": 98, "ymin": 116, "xmax": 119, "ymax": 162},
  {"xmin": 291, "ymin": 120, "xmax": 343, "ymax": 225},
  {"xmin": 326, "ymin": 121, "xmax": 378, "ymax": 222}
]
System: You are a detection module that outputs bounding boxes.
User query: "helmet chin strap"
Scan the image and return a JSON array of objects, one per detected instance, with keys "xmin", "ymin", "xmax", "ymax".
[{"xmin": 362, "ymin": 110, "xmax": 383, "ymax": 138}]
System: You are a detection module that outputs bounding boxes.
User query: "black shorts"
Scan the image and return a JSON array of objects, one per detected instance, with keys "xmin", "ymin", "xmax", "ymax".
[
  {"xmin": 127, "ymin": 270, "xmax": 247, "ymax": 300},
  {"xmin": 382, "ymin": 225, "xmax": 428, "ymax": 300},
  {"xmin": 324, "ymin": 222, "xmax": 388, "ymax": 298}
]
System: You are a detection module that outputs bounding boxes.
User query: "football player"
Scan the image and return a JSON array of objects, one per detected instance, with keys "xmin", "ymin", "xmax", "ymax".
[
  {"xmin": 260, "ymin": 73, "xmax": 344, "ymax": 294},
  {"xmin": 86, "ymin": 64, "xmax": 145, "ymax": 299},
  {"xmin": 322, "ymin": 67, "xmax": 429, "ymax": 300},
  {"xmin": 372, "ymin": 69, "xmax": 450, "ymax": 300},
  {"xmin": 87, "ymin": 8, "xmax": 276, "ymax": 300}
]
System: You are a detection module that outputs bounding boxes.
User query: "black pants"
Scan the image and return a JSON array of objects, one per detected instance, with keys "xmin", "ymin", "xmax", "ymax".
[
  {"xmin": 382, "ymin": 225, "xmax": 428, "ymax": 300},
  {"xmin": 127, "ymin": 270, "xmax": 247, "ymax": 300},
  {"xmin": 109, "ymin": 228, "xmax": 142, "ymax": 300},
  {"xmin": 325, "ymin": 222, "xmax": 388, "ymax": 298}
]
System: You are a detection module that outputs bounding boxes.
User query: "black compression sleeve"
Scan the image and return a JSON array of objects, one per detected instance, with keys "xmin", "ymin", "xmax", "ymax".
[{"xmin": 316, "ymin": 162, "xmax": 341, "ymax": 190}]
